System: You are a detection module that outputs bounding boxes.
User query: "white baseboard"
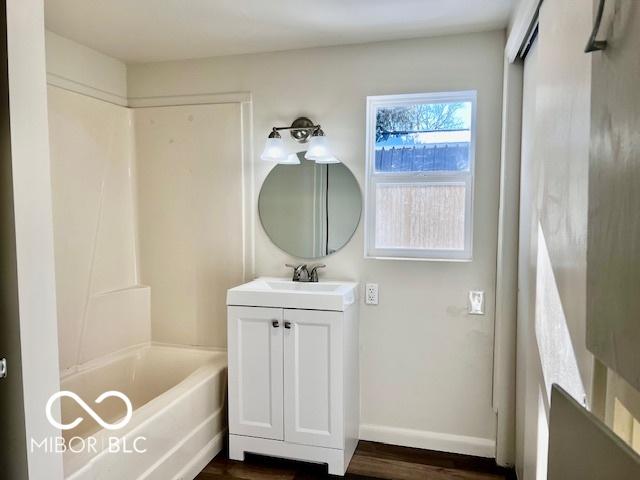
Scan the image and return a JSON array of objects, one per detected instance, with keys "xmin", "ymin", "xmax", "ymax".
[{"xmin": 359, "ymin": 424, "xmax": 496, "ymax": 458}]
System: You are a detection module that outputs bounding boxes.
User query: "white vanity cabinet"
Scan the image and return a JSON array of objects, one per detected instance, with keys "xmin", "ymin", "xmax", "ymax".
[{"xmin": 226, "ymin": 278, "xmax": 359, "ymax": 476}]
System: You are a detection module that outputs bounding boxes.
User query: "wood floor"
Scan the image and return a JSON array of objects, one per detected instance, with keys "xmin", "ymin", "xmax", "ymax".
[{"xmin": 196, "ymin": 441, "xmax": 516, "ymax": 480}]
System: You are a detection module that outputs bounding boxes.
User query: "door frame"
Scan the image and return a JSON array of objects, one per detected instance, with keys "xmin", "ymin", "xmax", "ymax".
[
  {"xmin": 493, "ymin": 0, "xmax": 541, "ymax": 467},
  {"xmin": 3, "ymin": 1, "xmax": 65, "ymax": 478},
  {"xmin": 0, "ymin": 0, "xmax": 27, "ymax": 475}
]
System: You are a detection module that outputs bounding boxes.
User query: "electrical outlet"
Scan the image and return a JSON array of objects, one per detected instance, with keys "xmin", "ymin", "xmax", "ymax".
[
  {"xmin": 365, "ymin": 283, "xmax": 379, "ymax": 305},
  {"xmin": 468, "ymin": 290, "xmax": 484, "ymax": 315}
]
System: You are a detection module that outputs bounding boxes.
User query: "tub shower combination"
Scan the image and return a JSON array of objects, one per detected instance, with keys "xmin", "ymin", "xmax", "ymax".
[
  {"xmin": 59, "ymin": 345, "xmax": 227, "ymax": 479},
  {"xmin": 47, "ymin": 86, "xmax": 243, "ymax": 479}
]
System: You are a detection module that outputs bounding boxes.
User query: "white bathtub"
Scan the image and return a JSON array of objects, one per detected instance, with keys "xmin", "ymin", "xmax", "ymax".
[{"xmin": 59, "ymin": 344, "xmax": 227, "ymax": 480}]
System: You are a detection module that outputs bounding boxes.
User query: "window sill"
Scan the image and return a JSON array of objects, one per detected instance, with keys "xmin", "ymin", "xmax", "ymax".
[{"xmin": 364, "ymin": 254, "xmax": 473, "ymax": 263}]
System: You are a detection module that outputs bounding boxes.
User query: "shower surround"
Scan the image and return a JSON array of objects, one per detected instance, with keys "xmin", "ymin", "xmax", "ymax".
[{"xmin": 47, "ymin": 85, "xmax": 243, "ymax": 478}]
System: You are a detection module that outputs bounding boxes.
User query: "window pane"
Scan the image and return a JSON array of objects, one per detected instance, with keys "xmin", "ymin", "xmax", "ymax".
[
  {"xmin": 375, "ymin": 101, "xmax": 471, "ymax": 173},
  {"xmin": 375, "ymin": 183, "xmax": 466, "ymax": 250}
]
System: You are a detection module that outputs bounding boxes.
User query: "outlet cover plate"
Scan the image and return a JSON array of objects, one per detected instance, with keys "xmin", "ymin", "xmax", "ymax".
[{"xmin": 365, "ymin": 283, "xmax": 378, "ymax": 305}]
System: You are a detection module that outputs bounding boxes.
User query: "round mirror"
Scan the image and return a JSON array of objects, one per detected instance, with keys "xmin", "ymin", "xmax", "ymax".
[{"xmin": 258, "ymin": 155, "xmax": 362, "ymax": 259}]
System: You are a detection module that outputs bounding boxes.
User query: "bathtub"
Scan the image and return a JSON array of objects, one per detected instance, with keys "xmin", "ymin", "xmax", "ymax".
[{"xmin": 59, "ymin": 344, "xmax": 227, "ymax": 480}]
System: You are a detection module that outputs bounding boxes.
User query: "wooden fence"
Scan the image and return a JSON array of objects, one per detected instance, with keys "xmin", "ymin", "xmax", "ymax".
[{"xmin": 374, "ymin": 143, "xmax": 470, "ymax": 172}]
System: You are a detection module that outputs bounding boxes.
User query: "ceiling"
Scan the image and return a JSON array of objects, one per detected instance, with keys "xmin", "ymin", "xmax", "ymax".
[{"xmin": 45, "ymin": 0, "xmax": 514, "ymax": 63}]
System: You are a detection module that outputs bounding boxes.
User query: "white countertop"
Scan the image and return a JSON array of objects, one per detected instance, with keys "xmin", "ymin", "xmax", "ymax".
[{"xmin": 226, "ymin": 277, "xmax": 358, "ymax": 311}]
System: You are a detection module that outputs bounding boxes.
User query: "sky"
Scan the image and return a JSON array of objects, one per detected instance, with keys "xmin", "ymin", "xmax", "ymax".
[{"xmin": 376, "ymin": 101, "xmax": 472, "ymax": 149}]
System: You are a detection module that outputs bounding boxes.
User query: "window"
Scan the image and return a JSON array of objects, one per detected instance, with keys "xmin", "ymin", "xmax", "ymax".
[{"xmin": 365, "ymin": 91, "xmax": 476, "ymax": 260}]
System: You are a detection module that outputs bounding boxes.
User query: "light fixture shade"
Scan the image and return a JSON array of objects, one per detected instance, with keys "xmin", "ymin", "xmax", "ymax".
[
  {"xmin": 279, "ymin": 152, "xmax": 301, "ymax": 165},
  {"xmin": 260, "ymin": 137, "xmax": 288, "ymax": 162},
  {"xmin": 304, "ymin": 135, "xmax": 333, "ymax": 161}
]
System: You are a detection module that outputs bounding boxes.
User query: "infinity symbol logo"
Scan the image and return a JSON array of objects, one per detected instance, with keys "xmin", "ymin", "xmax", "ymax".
[{"xmin": 45, "ymin": 391, "xmax": 133, "ymax": 431}]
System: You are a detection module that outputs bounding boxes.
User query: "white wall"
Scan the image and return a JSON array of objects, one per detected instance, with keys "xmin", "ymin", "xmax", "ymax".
[
  {"xmin": 128, "ymin": 30, "xmax": 506, "ymax": 455},
  {"xmin": 7, "ymin": 1, "xmax": 64, "ymax": 478},
  {"xmin": 47, "ymin": 86, "xmax": 150, "ymax": 373}
]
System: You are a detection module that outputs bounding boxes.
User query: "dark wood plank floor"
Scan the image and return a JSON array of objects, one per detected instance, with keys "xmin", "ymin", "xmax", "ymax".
[{"xmin": 196, "ymin": 441, "xmax": 516, "ymax": 480}]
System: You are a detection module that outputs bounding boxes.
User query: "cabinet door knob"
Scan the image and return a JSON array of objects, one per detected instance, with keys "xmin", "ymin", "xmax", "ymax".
[
  {"xmin": 284, "ymin": 321, "xmax": 292, "ymax": 329},
  {"xmin": 272, "ymin": 320, "xmax": 280, "ymax": 328}
]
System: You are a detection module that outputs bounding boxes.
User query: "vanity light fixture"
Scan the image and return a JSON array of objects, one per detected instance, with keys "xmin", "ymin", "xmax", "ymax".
[{"xmin": 260, "ymin": 117, "xmax": 340, "ymax": 164}]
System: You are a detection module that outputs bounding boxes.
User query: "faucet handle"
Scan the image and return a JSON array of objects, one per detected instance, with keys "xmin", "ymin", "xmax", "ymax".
[
  {"xmin": 309, "ymin": 264, "xmax": 326, "ymax": 282},
  {"xmin": 285, "ymin": 263, "xmax": 299, "ymax": 281},
  {"xmin": 285, "ymin": 263, "xmax": 308, "ymax": 282}
]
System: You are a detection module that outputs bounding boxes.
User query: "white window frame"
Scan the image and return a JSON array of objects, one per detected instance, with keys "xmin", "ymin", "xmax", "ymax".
[{"xmin": 364, "ymin": 90, "xmax": 477, "ymax": 261}]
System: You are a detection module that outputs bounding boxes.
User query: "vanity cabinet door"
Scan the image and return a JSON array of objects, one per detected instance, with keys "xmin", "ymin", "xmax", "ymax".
[
  {"xmin": 283, "ymin": 309, "xmax": 343, "ymax": 448},
  {"xmin": 228, "ymin": 306, "xmax": 284, "ymax": 440}
]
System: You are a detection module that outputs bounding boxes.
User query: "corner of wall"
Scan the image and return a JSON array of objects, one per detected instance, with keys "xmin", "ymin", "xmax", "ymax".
[{"xmin": 44, "ymin": 29, "xmax": 129, "ymax": 106}]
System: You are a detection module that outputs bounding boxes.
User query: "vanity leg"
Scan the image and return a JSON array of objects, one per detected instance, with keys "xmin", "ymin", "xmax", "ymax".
[
  {"xmin": 229, "ymin": 450, "xmax": 244, "ymax": 461},
  {"xmin": 327, "ymin": 457, "xmax": 346, "ymax": 476},
  {"xmin": 228, "ymin": 436, "xmax": 245, "ymax": 461}
]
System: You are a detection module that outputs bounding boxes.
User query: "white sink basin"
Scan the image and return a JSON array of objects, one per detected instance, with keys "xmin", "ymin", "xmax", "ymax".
[
  {"xmin": 227, "ymin": 277, "xmax": 358, "ymax": 311},
  {"xmin": 265, "ymin": 280, "xmax": 343, "ymax": 292}
]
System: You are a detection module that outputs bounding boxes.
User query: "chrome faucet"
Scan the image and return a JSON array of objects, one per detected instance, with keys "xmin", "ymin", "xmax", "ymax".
[
  {"xmin": 309, "ymin": 264, "xmax": 326, "ymax": 282},
  {"xmin": 286, "ymin": 263, "xmax": 326, "ymax": 282},
  {"xmin": 286, "ymin": 264, "xmax": 310, "ymax": 282}
]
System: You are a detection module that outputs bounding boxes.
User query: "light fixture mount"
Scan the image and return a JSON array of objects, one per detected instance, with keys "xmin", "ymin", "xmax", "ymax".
[
  {"xmin": 269, "ymin": 117, "xmax": 320, "ymax": 143},
  {"xmin": 288, "ymin": 117, "xmax": 315, "ymax": 143}
]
